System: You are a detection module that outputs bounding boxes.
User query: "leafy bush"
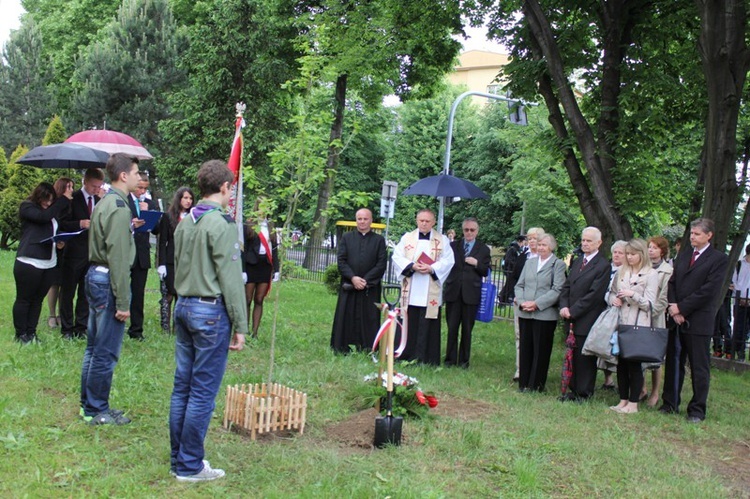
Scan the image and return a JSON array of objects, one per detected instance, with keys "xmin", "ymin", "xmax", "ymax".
[{"xmin": 323, "ymin": 264, "xmax": 340, "ymax": 294}]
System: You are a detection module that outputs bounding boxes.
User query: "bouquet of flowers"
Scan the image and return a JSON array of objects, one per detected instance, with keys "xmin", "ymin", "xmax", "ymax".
[{"xmin": 363, "ymin": 372, "xmax": 438, "ymax": 418}]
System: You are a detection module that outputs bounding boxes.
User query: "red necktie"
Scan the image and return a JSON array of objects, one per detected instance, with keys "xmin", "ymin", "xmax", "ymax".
[
  {"xmin": 580, "ymin": 258, "xmax": 588, "ymax": 271},
  {"xmin": 689, "ymin": 250, "xmax": 699, "ymax": 267},
  {"xmin": 87, "ymin": 196, "xmax": 93, "ymax": 216}
]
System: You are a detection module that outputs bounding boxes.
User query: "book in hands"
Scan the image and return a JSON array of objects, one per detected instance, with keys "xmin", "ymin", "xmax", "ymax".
[{"xmin": 416, "ymin": 252, "xmax": 435, "ymax": 265}]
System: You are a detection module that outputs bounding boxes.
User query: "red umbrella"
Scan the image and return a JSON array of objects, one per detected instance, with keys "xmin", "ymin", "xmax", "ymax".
[
  {"xmin": 65, "ymin": 130, "xmax": 153, "ymax": 160},
  {"xmin": 560, "ymin": 323, "xmax": 576, "ymax": 395}
]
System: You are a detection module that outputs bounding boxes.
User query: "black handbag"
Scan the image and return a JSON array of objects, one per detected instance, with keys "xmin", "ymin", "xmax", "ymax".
[{"xmin": 617, "ymin": 304, "xmax": 668, "ymax": 363}]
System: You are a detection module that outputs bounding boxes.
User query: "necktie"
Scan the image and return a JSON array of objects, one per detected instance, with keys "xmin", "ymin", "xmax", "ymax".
[
  {"xmin": 580, "ymin": 258, "xmax": 588, "ymax": 271},
  {"xmin": 464, "ymin": 243, "xmax": 470, "ymax": 254},
  {"xmin": 87, "ymin": 195, "xmax": 93, "ymax": 216},
  {"xmin": 690, "ymin": 250, "xmax": 699, "ymax": 267}
]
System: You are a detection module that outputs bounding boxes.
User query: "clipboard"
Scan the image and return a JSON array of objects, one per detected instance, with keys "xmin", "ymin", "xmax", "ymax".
[
  {"xmin": 39, "ymin": 229, "xmax": 87, "ymax": 244},
  {"xmin": 134, "ymin": 210, "xmax": 163, "ymax": 233}
]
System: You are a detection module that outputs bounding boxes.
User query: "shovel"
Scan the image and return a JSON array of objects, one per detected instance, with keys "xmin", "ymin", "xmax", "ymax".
[{"xmin": 374, "ymin": 285, "xmax": 403, "ymax": 448}]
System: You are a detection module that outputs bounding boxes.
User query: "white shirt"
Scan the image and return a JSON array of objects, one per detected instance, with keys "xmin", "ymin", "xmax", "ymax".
[
  {"xmin": 392, "ymin": 232, "xmax": 455, "ymax": 307},
  {"xmin": 733, "ymin": 258, "xmax": 750, "ymax": 298},
  {"xmin": 537, "ymin": 254, "xmax": 552, "ymax": 272}
]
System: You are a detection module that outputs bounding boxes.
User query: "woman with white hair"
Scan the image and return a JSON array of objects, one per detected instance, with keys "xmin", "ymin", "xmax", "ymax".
[{"xmin": 514, "ymin": 234, "xmax": 567, "ymax": 392}]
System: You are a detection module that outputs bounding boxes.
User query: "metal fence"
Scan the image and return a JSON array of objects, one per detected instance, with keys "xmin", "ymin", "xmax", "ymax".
[{"xmin": 283, "ymin": 242, "xmax": 514, "ymax": 320}]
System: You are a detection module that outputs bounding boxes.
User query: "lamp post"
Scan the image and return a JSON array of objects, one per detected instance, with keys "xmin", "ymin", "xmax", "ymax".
[{"xmin": 438, "ymin": 90, "xmax": 533, "ymax": 233}]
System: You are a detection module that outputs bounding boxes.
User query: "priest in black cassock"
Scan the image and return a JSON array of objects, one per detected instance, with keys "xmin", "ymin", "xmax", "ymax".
[{"xmin": 330, "ymin": 208, "xmax": 388, "ymax": 353}]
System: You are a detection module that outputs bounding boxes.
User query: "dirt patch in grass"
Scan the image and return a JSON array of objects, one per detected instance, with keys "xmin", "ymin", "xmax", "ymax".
[
  {"xmin": 707, "ymin": 440, "xmax": 750, "ymax": 497},
  {"xmin": 320, "ymin": 395, "xmax": 497, "ymax": 451}
]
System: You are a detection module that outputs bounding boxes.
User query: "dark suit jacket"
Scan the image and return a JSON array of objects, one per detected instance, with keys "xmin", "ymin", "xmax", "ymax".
[
  {"xmin": 17, "ymin": 197, "xmax": 69, "ymax": 260},
  {"xmin": 129, "ymin": 196, "xmax": 160, "ymax": 270},
  {"xmin": 243, "ymin": 234, "xmax": 280, "ymax": 273},
  {"xmin": 443, "ymin": 238, "xmax": 492, "ymax": 305},
  {"xmin": 667, "ymin": 245, "xmax": 728, "ymax": 335},
  {"xmin": 559, "ymin": 252, "xmax": 610, "ymax": 336},
  {"xmin": 59, "ymin": 189, "xmax": 99, "ymax": 260}
]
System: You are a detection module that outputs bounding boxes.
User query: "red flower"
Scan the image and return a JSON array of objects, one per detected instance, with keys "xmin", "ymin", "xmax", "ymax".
[
  {"xmin": 415, "ymin": 390, "xmax": 427, "ymax": 405},
  {"xmin": 425, "ymin": 394, "xmax": 438, "ymax": 408}
]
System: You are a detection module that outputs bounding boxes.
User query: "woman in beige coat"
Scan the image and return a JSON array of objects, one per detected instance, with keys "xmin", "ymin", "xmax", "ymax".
[
  {"xmin": 641, "ymin": 236, "xmax": 673, "ymax": 406},
  {"xmin": 514, "ymin": 234, "xmax": 567, "ymax": 392},
  {"xmin": 608, "ymin": 239, "xmax": 659, "ymax": 414}
]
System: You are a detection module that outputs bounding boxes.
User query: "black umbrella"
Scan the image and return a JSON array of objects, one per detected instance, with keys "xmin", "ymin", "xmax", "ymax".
[
  {"xmin": 402, "ymin": 174, "xmax": 488, "ymax": 199},
  {"xmin": 17, "ymin": 143, "xmax": 110, "ymax": 169}
]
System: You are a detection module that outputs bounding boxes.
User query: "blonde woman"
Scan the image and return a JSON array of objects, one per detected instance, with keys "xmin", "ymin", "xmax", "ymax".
[
  {"xmin": 609, "ymin": 239, "xmax": 659, "ymax": 414},
  {"xmin": 510, "ymin": 227, "xmax": 544, "ymax": 381}
]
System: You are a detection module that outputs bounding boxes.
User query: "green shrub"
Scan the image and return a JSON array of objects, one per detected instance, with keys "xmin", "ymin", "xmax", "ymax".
[{"xmin": 323, "ymin": 264, "xmax": 340, "ymax": 294}]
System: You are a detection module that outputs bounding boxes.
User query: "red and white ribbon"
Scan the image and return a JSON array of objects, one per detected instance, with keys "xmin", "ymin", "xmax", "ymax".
[{"xmin": 372, "ymin": 307, "xmax": 407, "ymax": 358}]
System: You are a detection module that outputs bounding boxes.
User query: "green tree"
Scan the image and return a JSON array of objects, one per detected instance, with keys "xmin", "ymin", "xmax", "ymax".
[
  {"xmin": 298, "ymin": 0, "xmax": 465, "ymax": 256},
  {"xmin": 158, "ymin": 0, "xmax": 301, "ymax": 194},
  {"xmin": 70, "ymin": 0, "xmax": 187, "ymax": 170},
  {"xmin": 21, "ymin": 0, "xmax": 121, "ymax": 109},
  {"xmin": 36, "ymin": 115, "xmax": 70, "ymax": 185},
  {"xmin": 0, "ymin": 18, "xmax": 57, "ymax": 152},
  {"xmin": 0, "ymin": 145, "xmax": 39, "ymax": 249}
]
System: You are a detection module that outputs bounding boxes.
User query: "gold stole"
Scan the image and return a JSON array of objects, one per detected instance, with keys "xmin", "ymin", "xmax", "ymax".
[{"xmin": 400, "ymin": 229, "xmax": 444, "ymax": 319}]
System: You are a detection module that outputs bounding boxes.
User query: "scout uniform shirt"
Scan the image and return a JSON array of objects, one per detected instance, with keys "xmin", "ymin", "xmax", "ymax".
[
  {"xmin": 88, "ymin": 186, "xmax": 136, "ymax": 312},
  {"xmin": 173, "ymin": 200, "xmax": 248, "ymax": 334}
]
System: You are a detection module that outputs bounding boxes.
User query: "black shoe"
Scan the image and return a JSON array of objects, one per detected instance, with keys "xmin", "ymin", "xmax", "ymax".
[
  {"xmin": 658, "ymin": 405, "xmax": 677, "ymax": 415},
  {"xmin": 129, "ymin": 333, "xmax": 145, "ymax": 341},
  {"xmin": 14, "ymin": 334, "xmax": 31, "ymax": 344},
  {"xmin": 558, "ymin": 393, "xmax": 581, "ymax": 403},
  {"xmin": 686, "ymin": 416, "xmax": 704, "ymax": 424},
  {"xmin": 601, "ymin": 383, "xmax": 616, "ymax": 391}
]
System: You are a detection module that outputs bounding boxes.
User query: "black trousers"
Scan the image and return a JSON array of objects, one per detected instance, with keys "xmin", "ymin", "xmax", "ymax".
[
  {"xmin": 59, "ymin": 256, "xmax": 90, "ymax": 335},
  {"xmin": 662, "ymin": 327, "xmax": 711, "ymax": 419},
  {"xmin": 731, "ymin": 303, "xmax": 750, "ymax": 359},
  {"xmin": 617, "ymin": 358, "xmax": 644, "ymax": 403},
  {"xmin": 570, "ymin": 335, "xmax": 598, "ymax": 398},
  {"xmin": 444, "ymin": 300, "xmax": 478, "ymax": 368},
  {"xmin": 13, "ymin": 259, "xmax": 55, "ymax": 337},
  {"xmin": 518, "ymin": 318, "xmax": 556, "ymax": 391},
  {"xmin": 129, "ymin": 266, "xmax": 148, "ymax": 336},
  {"xmin": 712, "ymin": 293, "xmax": 731, "ymax": 352},
  {"xmin": 398, "ymin": 306, "xmax": 441, "ymax": 366}
]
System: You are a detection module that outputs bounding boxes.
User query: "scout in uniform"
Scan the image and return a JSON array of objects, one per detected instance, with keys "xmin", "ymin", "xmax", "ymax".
[
  {"xmin": 80, "ymin": 153, "xmax": 140, "ymax": 425},
  {"xmin": 169, "ymin": 159, "xmax": 247, "ymax": 482}
]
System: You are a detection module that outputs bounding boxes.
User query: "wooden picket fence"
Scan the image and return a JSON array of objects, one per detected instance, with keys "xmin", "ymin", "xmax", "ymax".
[{"xmin": 223, "ymin": 383, "xmax": 307, "ymax": 440}]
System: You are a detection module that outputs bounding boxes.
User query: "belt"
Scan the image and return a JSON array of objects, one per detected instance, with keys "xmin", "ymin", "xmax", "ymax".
[{"xmin": 184, "ymin": 296, "xmax": 223, "ymax": 304}]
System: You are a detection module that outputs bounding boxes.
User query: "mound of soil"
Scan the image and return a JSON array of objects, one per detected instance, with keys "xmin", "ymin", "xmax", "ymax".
[{"xmin": 322, "ymin": 395, "xmax": 497, "ymax": 451}]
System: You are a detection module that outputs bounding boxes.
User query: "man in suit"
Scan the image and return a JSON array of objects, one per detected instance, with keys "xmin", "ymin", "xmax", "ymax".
[
  {"xmin": 559, "ymin": 226, "xmax": 611, "ymax": 401},
  {"xmin": 59, "ymin": 168, "xmax": 105, "ymax": 339},
  {"xmin": 661, "ymin": 218, "xmax": 728, "ymax": 423},
  {"xmin": 443, "ymin": 217, "xmax": 492, "ymax": 368},
  {"xmin": 128, "ymin": 172, "xmax": 159, "ymax": 340}
]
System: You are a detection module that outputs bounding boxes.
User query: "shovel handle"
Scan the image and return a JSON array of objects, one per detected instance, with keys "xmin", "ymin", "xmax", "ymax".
[
  {"xmin": 386, "ymin": 302, "xmax": 396, "ymax": 402},
  {"xmin": 382, "ymin": 285, "xmax": 401, "ymax": 309}
]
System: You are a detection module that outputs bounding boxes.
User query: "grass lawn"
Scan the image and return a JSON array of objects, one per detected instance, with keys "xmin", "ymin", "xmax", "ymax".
[{"xmin": 1, "ymin": 248, "xmax": 749, "ymax": 497}]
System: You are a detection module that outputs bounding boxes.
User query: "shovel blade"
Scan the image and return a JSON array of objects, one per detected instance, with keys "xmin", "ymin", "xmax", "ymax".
[{"xmin": 374, "ymin": 414, "xmax": 403, "ymax": 448}]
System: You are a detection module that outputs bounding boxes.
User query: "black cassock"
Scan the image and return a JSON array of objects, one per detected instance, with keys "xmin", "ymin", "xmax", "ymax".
[{"xmin": 330, "ymin": 229, "xmax": 388, "ymax": 353}]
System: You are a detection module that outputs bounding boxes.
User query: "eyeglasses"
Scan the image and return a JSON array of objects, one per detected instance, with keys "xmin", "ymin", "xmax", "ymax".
[{"xmin": 463, "ymin": 228, "xmax": 477, "ymax": 232}]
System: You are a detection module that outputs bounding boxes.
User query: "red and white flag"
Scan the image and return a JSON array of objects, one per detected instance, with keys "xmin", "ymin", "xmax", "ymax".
[{"xmin": 227, "ymin": 104, "xmax": 246, "ymax": 245}]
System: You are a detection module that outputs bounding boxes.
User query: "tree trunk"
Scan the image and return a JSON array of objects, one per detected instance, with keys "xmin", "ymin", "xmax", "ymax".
[
  {"xmin": 696, "ymin": 0, "xmax": 750, "ymax": 251},
  {"xmin": 523, "ymin": 0, "xmax": 634, "ymax": 242},
  {"xmin": 303, "ymin": 73, "xmax": 347, "ymax": 270}
]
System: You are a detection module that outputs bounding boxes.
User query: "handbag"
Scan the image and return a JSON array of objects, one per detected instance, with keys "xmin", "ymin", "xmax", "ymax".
[
  {"xmin": 582, "ymin": 306, "xmax": 619, "ymax": 363},
  {"xmin": 475, "ymin": 268, "xmax": 497, "ymax": 323},
  {"xmin": 617, "ymin": 304, "xmax": 668, "ymax": 363}
]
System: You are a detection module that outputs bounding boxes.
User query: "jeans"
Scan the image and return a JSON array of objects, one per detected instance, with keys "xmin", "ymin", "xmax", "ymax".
[
  {"xmin": 169, "ymin": 297, "xmax": 230, "ymax": 476},
  {"xmin": 80, "ymin": 266, "xmax": 126, "ymax": 415}
]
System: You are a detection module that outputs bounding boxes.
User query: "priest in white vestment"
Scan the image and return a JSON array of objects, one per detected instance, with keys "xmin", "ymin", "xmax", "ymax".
[{"xmin": 392, "ymin": 208, "xmax": 454, "ymax": 365}]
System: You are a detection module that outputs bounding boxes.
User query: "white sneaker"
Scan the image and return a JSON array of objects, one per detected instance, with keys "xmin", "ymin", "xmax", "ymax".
[
  {"xmin": 170, "ymin": 460, "xmax": 210, "ymax": 477},
  {"xmin": 175, "ymin": 462, "xmax": 225, "ymax": 482}
]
